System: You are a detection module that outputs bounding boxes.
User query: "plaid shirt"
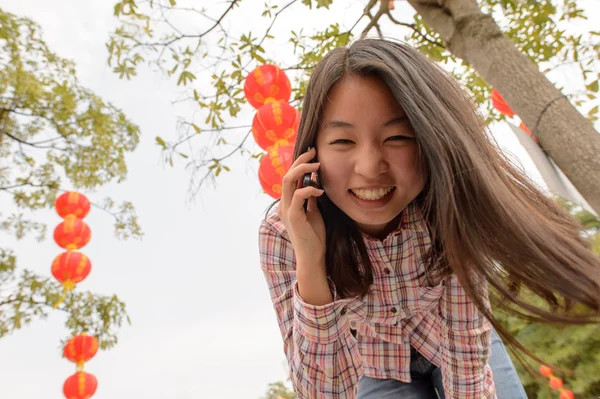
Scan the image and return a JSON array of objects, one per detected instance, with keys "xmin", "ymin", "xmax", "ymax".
[{"xmin": 259, "ymin": 202, "xmax": 496, "ymax": 399}]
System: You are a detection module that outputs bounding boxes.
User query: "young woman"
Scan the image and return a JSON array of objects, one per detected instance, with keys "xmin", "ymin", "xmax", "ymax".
[{"xmin": 258, "ymin": 39, "xmax": 600, "ymax": 398}]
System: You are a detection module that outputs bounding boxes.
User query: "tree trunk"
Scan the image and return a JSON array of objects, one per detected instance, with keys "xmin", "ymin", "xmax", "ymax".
[{"xmin": 407, "ymin": 0, "xmax": 600, "ymax": 214}]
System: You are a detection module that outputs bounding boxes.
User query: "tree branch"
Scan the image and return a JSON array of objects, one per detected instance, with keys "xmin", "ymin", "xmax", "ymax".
[
  {"xmin": 386, "ymin": 12, "xmax": 446, "ymax": 49},
  {"xmin": 0, "ymin": 182, "xmax": 57, "ymax": 191},
  {"xmin": 361, "ymin": 0, "xmax": 389, "ymax": 39},
  {"xmin": 172, "ymin": 123, "xmax": 252, "ymax": 150},
  {"xmin": 1, "ymin": 131, "xmax": 68, "ymax": 151},
  {"xmin": 189, "ymin": 129, "xmax": 253, "ymax": 198},
  {"xmin": 131, "ymin": 0, "xmax": 239, "ymax": 49},
  {"xmin": 0, "ymin": 181, "xmax": 134, "ymax": 232},
  {"xmin": 258, "ymin": 0, "xmax": 298, "ymax": 47}
]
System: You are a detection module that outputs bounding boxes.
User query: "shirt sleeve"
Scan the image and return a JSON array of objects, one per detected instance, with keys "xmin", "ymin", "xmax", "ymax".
[
  {"xmin": 259, "ymin": 217, "xmax": 364, "ymax": 399},
  {"xmin": 438, "ymin": 273, "xmax": 497, "ymax": 399}
]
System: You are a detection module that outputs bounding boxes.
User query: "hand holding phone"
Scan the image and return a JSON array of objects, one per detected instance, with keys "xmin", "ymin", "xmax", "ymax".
[{"xmin": 277, "ymin": 147, "xmax": 326, "ymax": 262}]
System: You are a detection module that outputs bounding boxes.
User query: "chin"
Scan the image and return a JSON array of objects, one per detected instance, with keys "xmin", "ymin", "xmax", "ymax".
[{"xmin": 341, "ymin": 198, "xmax": 406, "ymax": 225}]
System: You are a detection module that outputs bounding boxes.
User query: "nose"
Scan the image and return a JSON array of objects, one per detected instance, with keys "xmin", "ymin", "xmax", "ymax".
[{"xmin": 353, "ymin": 144, "xmax": 388, "ymax": 179}]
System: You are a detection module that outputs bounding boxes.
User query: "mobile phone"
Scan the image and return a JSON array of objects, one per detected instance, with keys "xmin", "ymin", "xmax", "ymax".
[
  {"xmin": 302, "ymin": 154, "xmax": 318, "ymax": 211},
  {"xmin": 302, "ymin": 171, "xmax": 313, "ymax": 188},
  {"xmin": 302, "ymin": 171, "xmax": 315, "ymax": 213},
  {"xmin": 302, "ymin": 156, "xmax": 318, "ymax": 189}
]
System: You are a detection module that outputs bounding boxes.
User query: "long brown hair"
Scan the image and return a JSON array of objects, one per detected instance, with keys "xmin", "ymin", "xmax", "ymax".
[{"xmin": 274, "ymin": 38, "xmax": 600, "ymax": 361}]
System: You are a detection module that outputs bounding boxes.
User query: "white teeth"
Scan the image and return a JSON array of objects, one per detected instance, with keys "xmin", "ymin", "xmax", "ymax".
[{"xmin": 351, "ymin": 187, "xmax": 395, "ymax": 200}]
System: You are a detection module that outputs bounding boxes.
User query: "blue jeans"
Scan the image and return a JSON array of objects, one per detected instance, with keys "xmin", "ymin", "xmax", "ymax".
[{"xmin": 357, "ymin": 329, "xmax": 527, "ymax": 398}]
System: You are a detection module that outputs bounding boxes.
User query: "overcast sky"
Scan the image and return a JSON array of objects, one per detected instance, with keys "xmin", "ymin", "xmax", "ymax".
[{"xmin": 0, "ymin": 1, "xmax": 597, "ymax": 398}]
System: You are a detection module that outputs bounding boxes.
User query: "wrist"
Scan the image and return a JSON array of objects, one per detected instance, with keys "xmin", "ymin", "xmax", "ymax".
[{"xmin": 296, "ymin": 254, "xmax": 326, "ymax": 272}]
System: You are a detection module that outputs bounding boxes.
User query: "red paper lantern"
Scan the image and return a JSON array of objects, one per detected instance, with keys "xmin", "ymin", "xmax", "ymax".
[
  {"xmin": 539, "ymin": 365, "xmax": 553, "ymax": 377},
  {"xmin": 560, "ymin": 390, "xmax": 575, "ymax": 399},
  {"xmin": 63, "ymin": 371, "xmax": 97, "ymax": 399},
  {"xmin": 56, "ymin": 192, "xmax": 91, "ymax": 219},
  {"xmin": 258, "ymin": 144, "xmax": 294, "ymax": 199},
  {"xmin": 252, "ymin": 101, "xmax": 300, "ymax": 150},
  {"xmin": 54, "ymin": 215, "xmax": 91, "ymax": 250},
  {"xmin": 549, "ymin": 377, "xmax": 564, "ymax": 390},
  {"xmin": 52, "ymin": 251, "xmax": 92, "ymax": 289},
  {"xmin": 491, "ymin": 88, "xmax": 515, "ymax": 117},
  {"xmin": 64, "ymin": 334, "xmax": 99, "ymax": 368},
  {"xmin": 244, "ymin": 65, "xmax": 292, "ymax": 109}
]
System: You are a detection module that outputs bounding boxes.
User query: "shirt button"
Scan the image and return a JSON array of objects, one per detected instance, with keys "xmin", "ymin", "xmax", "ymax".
[
  {"xmin": 384, "ymin": 268, "xmax": 391, "ymax": 275},
  {"xmin": 340, "ymin": 307, "xmax": 347, "ymax": 316},
  {"xmin": 391, "ymin": 307, "xmax": 397, "ymax": 314}
]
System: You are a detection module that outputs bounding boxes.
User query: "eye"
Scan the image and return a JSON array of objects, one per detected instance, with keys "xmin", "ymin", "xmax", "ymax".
[
  {"xmin": 330, "ymin": 139, "xmax": 354, "ymax": 145},
  {"xmin": 385, "ymin": 135, "xmax": 413, "ymax": 142}
]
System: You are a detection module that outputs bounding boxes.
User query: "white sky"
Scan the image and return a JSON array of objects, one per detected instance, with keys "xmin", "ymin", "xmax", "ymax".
[{"xmin": 0, "ymin": 1, "xmax": 597, "ymax": 398}]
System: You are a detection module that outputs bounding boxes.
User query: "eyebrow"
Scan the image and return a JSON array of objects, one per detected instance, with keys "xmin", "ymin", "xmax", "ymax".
[{"xmin": 323, "ymin": 116, "xmax": 408, "ymax": 130}]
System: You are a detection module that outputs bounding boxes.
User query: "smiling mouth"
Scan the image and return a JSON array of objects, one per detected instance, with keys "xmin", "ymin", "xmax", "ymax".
[{"xmin": 350, "ymin": 186, "xmax": 396, "ymax": 201}]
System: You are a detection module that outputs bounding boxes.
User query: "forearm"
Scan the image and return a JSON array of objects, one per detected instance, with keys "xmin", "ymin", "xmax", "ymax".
[
  {"xmin": 440, "ymin": 325, "xmax": 495, "ymax": 398},
  {"xmin": 439, "ymin": 274, "xmax": 496, "ymax": 398},
  {"xmin": 296, "ymin": 257, "xmax": 333, "ymax": 306}
]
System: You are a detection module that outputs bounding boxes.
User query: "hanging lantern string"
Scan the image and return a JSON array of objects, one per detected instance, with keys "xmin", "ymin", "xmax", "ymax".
[
  {"xmin": 540, "ymin": 365, "xmax": 575, "ymax": 399},
  {"xmin": 243, "ymin": 64, "xmax": 299, "ymax": 200},
  {"xmin": 76, "ymin": 360, "xmax": 85, "ymax": 372},
  {"xmin": 52, "ymin": 192, "xmax": 92, "ymax": 309},
  {"xmin": 53, "ymin": 280, "xmax": 76, "ymax": 308},
  {"xmin": 53, "ymin": 192, "xmax": 99, "ymax": 398},
  {"xmin": 63, "ymin": 332, "xmax": 99, "ymax": 397}
]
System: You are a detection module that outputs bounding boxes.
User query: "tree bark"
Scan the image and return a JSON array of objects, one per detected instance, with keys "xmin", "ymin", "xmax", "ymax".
[{"xmin": 407, "ymin": 0, "xmax": 600, "ymax": 213}]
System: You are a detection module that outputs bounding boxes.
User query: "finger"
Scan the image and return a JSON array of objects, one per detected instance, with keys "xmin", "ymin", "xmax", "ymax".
[
  {"xmin": 281, "ymin": 162, "xmax": 320, "ymax": 209},
  {"xmin": 289, "ymin": 186, "xmax": 324, "ymax": 217},
  {"xmin": 290, "ymin": 146, "xmax": 317, "ymax": 170},
  {"xmin": 306, "ymin": 195, "xmax": 320, "ymax": 213}
]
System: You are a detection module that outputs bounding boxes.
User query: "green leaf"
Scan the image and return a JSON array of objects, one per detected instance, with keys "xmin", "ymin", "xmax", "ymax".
[
  {"xmin": 252, "ymin": 52, "xmax": 266, "ymax": 64},
  {"xmin": 316, "ymin": 0, "xmax": 333, "ymax": 8},
  {"xmin": 192, "ymin": 124, "xmax": 201, "ymax": 133},
  {"xmin": 155, "ymin": 136, "xmax": 166, "ymax": 148},
  {"xmin": 177, "ymin": 71, "xmax": 196, "ymax": 86},
  {"xmin": 587, "ymin": 79, "xmax": 599, "ymax": 93},
  {"xmin": 169, "ymin": 0, "xmax": 176, "ymax": 5}
]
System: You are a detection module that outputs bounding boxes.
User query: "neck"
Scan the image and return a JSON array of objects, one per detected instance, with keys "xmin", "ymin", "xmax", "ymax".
[{"xmin": 357, "ymin": 212, "xmax": 403, "ymax": 240}]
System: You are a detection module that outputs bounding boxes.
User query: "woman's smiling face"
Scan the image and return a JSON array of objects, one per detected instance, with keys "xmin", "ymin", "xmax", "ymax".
[{"xmin": 315, "ymin": 74, "xmax": 426, "ymax": 238}]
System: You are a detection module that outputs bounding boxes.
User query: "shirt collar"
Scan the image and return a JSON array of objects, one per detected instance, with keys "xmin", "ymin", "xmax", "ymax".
[{"xmin": 399, "ymin": 201, "xmax": 428, "ymax": 234}]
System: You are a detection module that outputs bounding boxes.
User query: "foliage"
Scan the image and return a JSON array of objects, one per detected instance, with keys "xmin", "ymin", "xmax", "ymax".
[
  {"xmin": 496, "ymin": 200, "xmax": 600, "ymax": 398},
  {"xmin": 0, "ymin": 9, "xmax": 141, "ymax": 347},
  {"xmin": 261, "ymin": 380, "xmax": 296, "ymax": 399},
  {"xmin": 107, "ymin": 0, "xmax": 599, "ymax": 196}
]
